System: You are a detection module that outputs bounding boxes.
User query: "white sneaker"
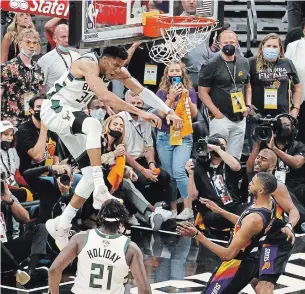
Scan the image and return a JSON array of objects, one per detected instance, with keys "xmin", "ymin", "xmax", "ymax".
[
  {"xmin": 170, "ymin": 210, "xmax": 177, "ymax": 219},
  {"xmin": 93, "ymin": 186, "xmax": 123, "ymax": 210},
  {"xmin": 176, "ymin": 208, "xmax": 194, "ymax": 220},
  {"xmin": 46, "ymin": 217, "xmax": 71, "ymax": 250},
  {"xmin": 16, "ymin": 269, "xmax": 31, "ymax": 285},
  {"xmin": 150, "ymin": 211, "xmax": 164, "ymax": 231},
  {"xmin": 155, "ymin": 207, "xmax": 172, "ymax": 222},
  {"xmin": 129, "ymin": 214, "xmax": 140, "ymax": 226}
]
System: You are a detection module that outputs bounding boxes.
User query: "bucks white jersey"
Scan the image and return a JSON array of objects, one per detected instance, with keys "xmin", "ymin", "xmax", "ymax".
[
  {"xmin": 72, "ymin": 229, "xmax": 130, "ymax": 294},
  {"xmin": 46, "ymin": 52, "xmax": 109, "ymax": 110}
]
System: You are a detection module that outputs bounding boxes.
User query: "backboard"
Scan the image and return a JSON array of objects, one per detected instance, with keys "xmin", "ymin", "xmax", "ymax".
[{"xmin": 69, "ymin": 0, "xmax": 219, "ymax": 48}]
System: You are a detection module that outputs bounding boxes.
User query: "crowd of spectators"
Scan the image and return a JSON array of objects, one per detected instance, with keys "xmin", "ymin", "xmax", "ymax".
[{"xmin": 1, "ymin": 3, "xmax": 305, "ymax": 287}]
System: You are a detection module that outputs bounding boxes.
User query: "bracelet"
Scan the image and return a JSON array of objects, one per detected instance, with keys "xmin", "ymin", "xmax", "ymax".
[
  {"xmin": 7, "ymin": 199, "xmax": 14, "ymax": 206},
  {"xmin": 139, "ymin": 167, "xmax": 145, "ymax": 173},
  {"xmin": 148, "ymin": 161, "xmax": 156, "ymax": 167},
  {"xmin": 192, "ymin": 230, "xmax": 200, "ymax": 239},
  {"xmin": 285, "ymin": 223, "xmax": 293, "ymax": 231}
]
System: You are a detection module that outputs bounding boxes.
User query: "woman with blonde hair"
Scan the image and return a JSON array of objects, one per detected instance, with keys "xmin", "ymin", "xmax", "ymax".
[
  {"xmin": 249, "ymin": 33, "xmax": 301, "ymax": 119},
  {"xmin": 156, "ymin": 61, "xmax": 198, "ymax": 220},
  {"xmin": 1, "ymin": 13, "xmax": 39, "ymax": 63}
]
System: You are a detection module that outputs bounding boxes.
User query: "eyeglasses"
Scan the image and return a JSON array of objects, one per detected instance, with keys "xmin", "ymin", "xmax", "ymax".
[{"xmin": 23, "ymin": 40, "xmax": 39, "ymax": 46}]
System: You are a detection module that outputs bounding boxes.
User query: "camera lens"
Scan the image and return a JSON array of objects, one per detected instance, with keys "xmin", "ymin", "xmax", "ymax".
[{"xmin": 60, "ymin": 174, "xmax": 71, "ymax": 186}]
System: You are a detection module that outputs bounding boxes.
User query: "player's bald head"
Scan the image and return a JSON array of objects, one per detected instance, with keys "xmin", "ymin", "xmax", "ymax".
[
  {"xmin": 260, "ymin": 148, "xmax": 277, "ymax": 166},
  {"xmin": 254, "ymin": 148, "xmax": 277, "ymax": 173}
]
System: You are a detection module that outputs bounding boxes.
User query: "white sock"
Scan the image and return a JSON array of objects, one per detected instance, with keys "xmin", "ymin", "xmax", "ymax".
[{"xmin": 59, "ymin": 204, "xmax": 78, "ymax": 229}]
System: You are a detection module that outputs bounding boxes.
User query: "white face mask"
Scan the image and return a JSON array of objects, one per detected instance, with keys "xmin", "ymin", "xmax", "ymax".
[
  {"xmin": 91, "ymin": 108, "xmax": 106, "ymax": 122},
  {"xmin": 21, "ymin": 48, "xmax": 35, "ymax": 58}
]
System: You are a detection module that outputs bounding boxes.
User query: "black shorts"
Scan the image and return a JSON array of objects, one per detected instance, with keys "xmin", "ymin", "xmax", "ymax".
[
  {"xmin": 203, "ymin": 255, "xmax": 258, "ymax": 294},
  {"xmin": 258, "ymin": 241, "xmax": 293, "ymax": 284}
]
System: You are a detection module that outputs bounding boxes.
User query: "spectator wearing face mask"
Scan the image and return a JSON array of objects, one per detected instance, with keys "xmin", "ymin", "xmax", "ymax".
[
  {"xmin": 0, "ymin": 121, "xmax": 30, "ymax": 202},
  {"xmin": 1, "ymin": 28, "xmax": 44, "ymax": 125},
  {"xmin": 16, "ymin": 95, "xmax": 59, "ymax": 175},
  {"xmin": 87, "ymin": 97, "xmax": 106, "ymax": 123},
  {"xmin": 199, "ymin": 30, "xmax": 251, "ymax": 159},
  {"xmin": 248, "ymin": 33, "xmax": 302, "ymax": 150},
  {"xmin": 1, "ymin": 13, "xmax": 40, "ymax": 63},
  {"xmin": 37, "ymin": 24, "xmax": 80, "ymax": 92}
]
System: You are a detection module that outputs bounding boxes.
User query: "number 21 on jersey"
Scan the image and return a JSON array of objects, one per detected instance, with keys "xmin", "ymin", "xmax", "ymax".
[{"xmin": 89, "ymin": 263, "xmax": 113, "ymax": 290}]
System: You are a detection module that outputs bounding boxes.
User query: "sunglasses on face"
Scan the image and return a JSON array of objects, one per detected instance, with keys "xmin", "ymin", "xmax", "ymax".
[{"xmin": 23, "ymin": 40, "xmax": 39, "ymax": 46}]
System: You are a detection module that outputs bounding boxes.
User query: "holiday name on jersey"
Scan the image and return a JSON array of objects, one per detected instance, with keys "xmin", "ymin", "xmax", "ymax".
[{"xmin": 87, "ymin": 248, "xmax": 121, "ymax": 263}]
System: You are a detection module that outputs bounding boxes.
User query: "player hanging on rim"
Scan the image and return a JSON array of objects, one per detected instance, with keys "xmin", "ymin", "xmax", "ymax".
[
  {"xmin": 48, "ymin": 199, "xmax": 152, "ymax": 294},
  {"xmin": 41, "ymin": 46, "xmax": 182, "ymax": 250}
]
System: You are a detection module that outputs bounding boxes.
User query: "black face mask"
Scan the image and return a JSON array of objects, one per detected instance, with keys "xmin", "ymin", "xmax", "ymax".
[
  {"xmin": 222, "ymin": 44, "xmax": 236, "ymax": 56},
  {"xmin": 33, "ymin": 110, "xmax": 41, "ymax": 121},
  {"xmin": 1, "ymin": 141, "xmax": 11, "ymax": 151},
  {"xmin": 109, "ymin": 129, "xmax": 122, "ymax": 139}
]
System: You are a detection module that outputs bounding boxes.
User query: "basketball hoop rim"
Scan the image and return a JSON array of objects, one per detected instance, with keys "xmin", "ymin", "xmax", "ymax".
[{"xmin": 147, "ymin": 15, "xmax": 216, "ymax": 29}]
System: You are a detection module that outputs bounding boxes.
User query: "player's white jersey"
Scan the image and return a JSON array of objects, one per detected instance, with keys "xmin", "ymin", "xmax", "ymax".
[
  {"xmin": 72, "ymin": 229, "xmax": 130, "ymax": 294},
  {"xmin": 46, "ymin": 52, "xmax": 109, "ymax": 110}
]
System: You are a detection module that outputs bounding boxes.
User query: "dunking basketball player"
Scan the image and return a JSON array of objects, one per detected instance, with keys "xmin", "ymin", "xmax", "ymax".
[
  {"xmin": 41, "ymin": 46, "xmax": 182, "ymax": 250},
  {"xmin": 49, "ymin": 199, "xmax": 152, "ymax": 294},
  {"xmin": 178, "ymin": 173, "xmax": 279, "ymax": 294}
]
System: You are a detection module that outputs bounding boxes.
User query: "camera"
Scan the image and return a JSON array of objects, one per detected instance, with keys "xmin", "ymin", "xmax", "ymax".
[
  {"xmin": 52, "ymin": 170, "xmax": 71, "ymax": 186},
  {"xmin": 251, "ymin": 115, "xmax": 280, "ymax": 142},
  {"xmin": 192, "ymin": 137, "xmax": 225, "ymax": 161}
]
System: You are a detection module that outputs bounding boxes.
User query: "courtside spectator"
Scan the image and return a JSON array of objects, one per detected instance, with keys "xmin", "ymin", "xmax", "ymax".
[
  {"xmin": 0, "ymin": 120, "xmax": 29, "ymax": 202},
  {"xmin": 87, "ymin": 97, "xmax": 107, "ymax": 123},
  {"xmin": 1, "ymin": 13, "xmax": 40, "ymax": 63},
  {"xmin": 248, "ymin": 33, "xmax": 301, "ymax": 149},
  {"xmin": 37, "ymin": 24, "xmax": 80, "ymax": 92},
  {"xmin": 199, "ymin": 30, "xmax": 251, "ymax": 159},
  {"xmin": 119, "ymin": 90, "xmax": 173, "ymax": 212},
  {"xmin": 157, "ymin": 61, "xmax": 198, "ymax": 220},
  {"xmin": 1, "ymin": 28, "xmax": 44, "ymax": 125},
  {"xmin": 1, "ymin": 182, "xmax": 48, "ymax": 285},
  {"xmin": 185, "ymin": 133, "xmax": 245, "ymax": 230},
  {"xmin": 16, "ymin": 95, "xmax": 59, "ymax": 175}
]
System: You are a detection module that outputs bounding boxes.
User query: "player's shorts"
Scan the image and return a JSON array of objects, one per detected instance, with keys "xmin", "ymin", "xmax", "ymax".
[
  {"xmin": 41, "ymin": 98, "xmax": 88, "ymax": 159},
  {"xmin": 258, "ymin": 241, "xmax": 293, "ymax": 284},
  {"xmin": 41, "ymin": 99, "xmax": 94, "ymax": 199},
  {"xmin": 203, "ymin": 255, "xmax": 258, "ymax": 294}
]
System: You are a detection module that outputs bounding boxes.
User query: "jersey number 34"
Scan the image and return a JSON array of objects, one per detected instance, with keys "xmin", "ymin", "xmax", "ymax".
[{"xmin": 89, "ymin": 263, "xmax": 113, "ymax": 290}]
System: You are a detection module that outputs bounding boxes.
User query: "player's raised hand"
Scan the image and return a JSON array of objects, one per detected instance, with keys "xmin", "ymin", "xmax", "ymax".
[
  {"xmin": 112, "ymin": 67, "xmax": 131, "ymax": 80},
  {"xmin": 141, "ymin": 112, "xmax": 162, "ymax": 129},
  {"xmin": 166, "ymin": 110, "xmax": 183, "ymax": 130}
]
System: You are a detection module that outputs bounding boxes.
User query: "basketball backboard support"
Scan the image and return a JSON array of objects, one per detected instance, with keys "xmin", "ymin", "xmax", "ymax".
[{"xmin": 69, "ymin": 0, "xmax": 219, "ymax": 48}]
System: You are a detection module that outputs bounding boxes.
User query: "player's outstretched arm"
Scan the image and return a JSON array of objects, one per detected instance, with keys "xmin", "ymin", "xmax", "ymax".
[
  {"xmin": 76, "ymin": 61, "xmax": 162, "ymax": 128},
  {"xmin": 178, "ymin": 214, "xmax": 263, "ymax": 260},
  {"xmin": 128, "ymin": 242, "xmax": 152, "ymax": 294},
  {"xmin": 49, "ymin": 233, "xmax": 85, "ymax": 294},
  {"xmin": 115, "ymin": 68, "xmax": 183, "ymax": 130}
]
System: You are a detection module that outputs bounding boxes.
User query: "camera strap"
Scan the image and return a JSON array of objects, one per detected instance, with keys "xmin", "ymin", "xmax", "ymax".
[
  {"xmin": 0, "ymin": 152, "xmax": 11, "ymax": 176},
  {"xmin": 224, "ymin": 60, "xmax": 237, "ymax": 91}
]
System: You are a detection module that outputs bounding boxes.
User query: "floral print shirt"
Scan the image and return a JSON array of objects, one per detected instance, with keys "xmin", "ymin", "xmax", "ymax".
[{"xmin": 1, "ymin": 56, "xmax": 44, "ymax": 125}]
